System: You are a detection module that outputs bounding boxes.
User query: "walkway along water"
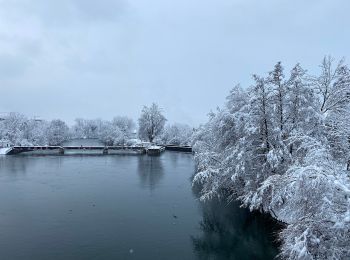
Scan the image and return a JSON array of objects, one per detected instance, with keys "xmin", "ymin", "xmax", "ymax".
[{"xmin": 3, "ymin": 145, "xmax": 192, "ymax": 155}]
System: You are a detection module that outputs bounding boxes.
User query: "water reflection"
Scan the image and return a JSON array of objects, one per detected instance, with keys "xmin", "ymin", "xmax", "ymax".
[
  {"xmin": 137, "ymin": 155, "xmax": 164, "ymax": 190},
  {"xmin": 0, "ymin": 151, "xmax": 279, "ymax": 259},
  {"xmin": 0, "ymin": 156, "xmax": 32, "ymax": 177},
  {"xmin": 0, "ymin": 155, "xmax": 65, "ymax": 178},
  {"xmin": 192, "ymin": 198, "xmax": 279, "ymax": 260}
]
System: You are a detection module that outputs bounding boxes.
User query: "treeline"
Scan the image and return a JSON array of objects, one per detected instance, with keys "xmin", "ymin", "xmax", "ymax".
[
  {"xmin": 72, "ymin": 117, "xmax": 135, "ymax": 145},
  {"xmin": 0, "ymin": 104, "xmax": 194, "ymax": 147},
  {"xmin": 192, "ymin": 57, "xmax": 350, "ymax": 259}
]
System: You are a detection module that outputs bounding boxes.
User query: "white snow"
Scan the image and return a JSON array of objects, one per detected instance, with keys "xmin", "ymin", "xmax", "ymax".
[
  {"xmin": 148, "ymin": 145, "xmax": 162, "ymax": 149},
  {"xmin": 0, "ymin": 148, "xmax": 11, "ymax": 155},
  {"xmin": 191, "ymin": 58, "xmax": 350, "ymax": 259}
]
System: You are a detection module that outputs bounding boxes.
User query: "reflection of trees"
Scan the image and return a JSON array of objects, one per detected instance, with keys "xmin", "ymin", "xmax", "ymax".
[
  {"xmin": 192, "ymin": 198, "xmax": 281, "ymax": 260},
  {"xmin": 168, "ymin": 151, "xmax": 180, "ymax": 167},
  {"xmin": 137, "ymin": 155, "xmax": 164, "ymax": 190},
  {"xmin": 0, "ymin": 156, "xmax": 64, "ymax": 178},
  {"xmin": 168, "ymin": 151, "xmax": 194, "ymax": 168},
  {"xmin": 0, "ymin": 156, "xmax": 29, "ymax": 176}
]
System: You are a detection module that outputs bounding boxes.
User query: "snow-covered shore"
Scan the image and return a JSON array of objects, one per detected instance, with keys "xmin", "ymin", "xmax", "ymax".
[{"xmin": 0, "ymin": 148, "xmax": 11, "ymax": 155}]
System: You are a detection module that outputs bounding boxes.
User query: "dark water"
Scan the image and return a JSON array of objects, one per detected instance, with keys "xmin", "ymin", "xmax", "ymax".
[{"xmin": 0, "ymin": 152, "xmax": 279, "ymax": 260}]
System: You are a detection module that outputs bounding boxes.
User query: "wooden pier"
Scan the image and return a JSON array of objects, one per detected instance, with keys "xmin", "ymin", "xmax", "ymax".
[{"xmin": 146, "ymin": 146, "xmax": 165, "ymax": 155}]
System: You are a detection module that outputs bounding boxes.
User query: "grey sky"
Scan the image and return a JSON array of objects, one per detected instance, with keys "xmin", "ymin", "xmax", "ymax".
[{"xmin": 0, "ymin": 0, "xmax": 349, "ymax": 125}]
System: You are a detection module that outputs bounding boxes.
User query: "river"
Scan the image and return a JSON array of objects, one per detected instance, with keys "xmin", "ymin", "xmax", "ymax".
[{"xmin": 0, "ymin": 144, "xmax": 279, "ymax": 259}]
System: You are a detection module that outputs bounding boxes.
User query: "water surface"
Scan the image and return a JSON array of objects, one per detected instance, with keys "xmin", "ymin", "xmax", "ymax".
[{"xmin": 0, "ymin": 152, "xmax": 278, "ymax": 259}]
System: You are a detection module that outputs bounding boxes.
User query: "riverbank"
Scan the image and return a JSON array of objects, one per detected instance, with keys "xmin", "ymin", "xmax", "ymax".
[{"xmin": 0, "ymin": 148, "xmax": 11, "ymax": 155}]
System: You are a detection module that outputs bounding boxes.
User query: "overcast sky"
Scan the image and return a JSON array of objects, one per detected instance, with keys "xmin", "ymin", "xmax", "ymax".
[{"xmin": 0, "ymin": 0, "xmax": 349, "ymax": 125}]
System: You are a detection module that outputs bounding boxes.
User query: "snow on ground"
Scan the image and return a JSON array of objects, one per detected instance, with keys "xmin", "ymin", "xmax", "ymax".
[
  {"xmin": 0, "ymin": 148, "xmax": 11, "ymax": 155},
  {"xmin": 148, "ymin": 145, "xmax": 162, "ymax": 149}
]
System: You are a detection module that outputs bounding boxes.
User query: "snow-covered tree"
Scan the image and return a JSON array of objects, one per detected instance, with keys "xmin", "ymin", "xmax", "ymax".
[
  {"xmin": 267, "ymin": 62, "xmax": 287, "ymax": 133},
  {"xmin": 138, "ymin": 103, "xmax": 166, "ymax": 142},
  {"xmin": 160, "ymin": 123, "xmax": 193, "ymax": 145},
  {"xmin": 192, "ymin": 56, "xmax": 350, "ymax": 259},
  {"xmin": 112, "ymin": 116, "xmax": 135, "ymax": 143},
  {"xmin": 46, "ymin": 119, "xmax": 69, "ymax": 145},
  {"xmin": 310, "ymin": 56, "xmax": 350, "ymax": 114},
  {"xmin": 98, "ymin": 120, "xmax": 124, "ymax": 146},
  {"xmin": 72, "ymin": 118, "xmax": 101, "ymax": 139},
  {"xmin": 22, "ymin": 119, "xmax": 49, "ymax": 145},
  {"xmin": 71, "ymin": 117, "xmax": 135, "ymax": 146},
  {"xmin": 0, "ymin": 113, "xmax": 28, "ymax": 145},
  {"xmin": 309, "ymin": 57, "xmax": 350, "ymax": 169},
  {"xmin": 0, "ymin": 113, "xmax": 49, "ymax": 146}
]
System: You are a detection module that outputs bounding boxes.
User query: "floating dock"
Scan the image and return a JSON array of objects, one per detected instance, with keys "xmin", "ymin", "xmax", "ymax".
[{"xmin": 146, "ymin": 146, "xmax": 165, "ymax": 155}]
